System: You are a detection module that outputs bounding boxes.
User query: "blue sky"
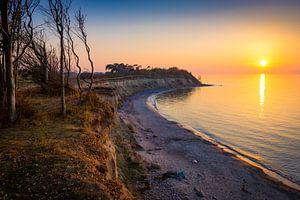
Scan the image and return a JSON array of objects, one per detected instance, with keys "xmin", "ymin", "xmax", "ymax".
[{"xmin": 73, "ymin": 0, "xmax": 300, "ymax": 17}]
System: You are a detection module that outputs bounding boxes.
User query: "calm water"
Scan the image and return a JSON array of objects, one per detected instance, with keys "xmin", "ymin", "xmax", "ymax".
[{"xmin": 155, "ymin": 74, "xmax": 300, "ymax": 185}]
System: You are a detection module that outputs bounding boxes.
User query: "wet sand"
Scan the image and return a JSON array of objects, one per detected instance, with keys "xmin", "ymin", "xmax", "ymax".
[{"xmin": 119, "ymin": 90, "xmax": 300, "ymax": 200}]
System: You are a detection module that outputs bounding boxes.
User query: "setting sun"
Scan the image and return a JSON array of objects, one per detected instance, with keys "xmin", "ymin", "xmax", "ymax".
[{"xmin": 259, "ymin": 59, "xmax": 268, "ymax": 67}]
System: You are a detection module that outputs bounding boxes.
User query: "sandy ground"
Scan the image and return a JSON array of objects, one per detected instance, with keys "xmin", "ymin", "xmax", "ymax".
[{"xmin": 119, "ymin": 90, "xmax": 300, "ymax": 200}]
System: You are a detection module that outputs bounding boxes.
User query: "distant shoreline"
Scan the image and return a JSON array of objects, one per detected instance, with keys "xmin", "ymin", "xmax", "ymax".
[{"xmin": 119, "ymin": 88, "xmax": 300, "ymax": 199}]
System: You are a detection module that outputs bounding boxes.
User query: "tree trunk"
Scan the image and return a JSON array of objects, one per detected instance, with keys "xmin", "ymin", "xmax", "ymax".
[
  {"xmin": 1, "ymin": 0, "xmax": 16, "ymax": 122},
  {"xmin": 0, "ymin": 54, "xmax": 5, "ymax": 104},
  {"xmin": 64, "ymin": 51, "xmax": 70, "ymax": 87},
  {"xmin": 43, "ymin": 44, "xmax": 49, "ymax": 83},
  {"xmin": 66, "ymin": 21, "xmax": 82, "ymax": 104},
  {"xmin": 44, "ymin": 64, "xmax": 49, "ymax": 83},
  {"xmin": 60, "ymin": 30, "xmax": 66, "ymax": 117}
]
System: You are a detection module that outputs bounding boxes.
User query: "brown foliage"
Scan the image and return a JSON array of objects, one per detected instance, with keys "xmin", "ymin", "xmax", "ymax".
[
  {"xmin": 16, "ymin": 90, "xmax": 36, "ymax": 119},
  {"xmin": 39, "ymin": 80, "xmax": 77, "ymax": 96},
  {"xmin": 67, "ymin": 92, "xmax": 115, "ymax": 129}
]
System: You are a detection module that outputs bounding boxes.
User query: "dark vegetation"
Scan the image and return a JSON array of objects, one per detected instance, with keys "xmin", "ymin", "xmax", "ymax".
[
  {"xmin": 78, "ymin": 63, "xmax": 199, "ymax": 84},
  {"xmin": 104, "ymin": 63, "xmax": 198, "ymax": 81}
]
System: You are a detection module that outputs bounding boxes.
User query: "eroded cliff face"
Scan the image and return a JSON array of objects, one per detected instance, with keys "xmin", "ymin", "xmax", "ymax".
[{"xmin": 93, "ymin": 76, "xmax": 201, "ymax": 104}]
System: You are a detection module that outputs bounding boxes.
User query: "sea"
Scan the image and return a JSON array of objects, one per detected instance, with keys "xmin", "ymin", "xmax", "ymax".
[{"xmin": 153, "ymin": 74, "xmax": 300, "ymax": 188}]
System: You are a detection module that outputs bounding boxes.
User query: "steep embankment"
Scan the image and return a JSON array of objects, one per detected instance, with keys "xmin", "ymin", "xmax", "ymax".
[
  {"xmin": 93, "ymin": 75, "xmax": 201, "ymax": 104},
  {"xmin": 0, "ymin": 75, "xmax": 200, "ymax": 199}
]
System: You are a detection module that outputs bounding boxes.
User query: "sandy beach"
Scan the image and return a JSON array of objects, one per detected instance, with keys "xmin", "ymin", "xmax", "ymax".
[{"xmin": 119, "ymin": 89, "xmax": 300, "ymax": 200}]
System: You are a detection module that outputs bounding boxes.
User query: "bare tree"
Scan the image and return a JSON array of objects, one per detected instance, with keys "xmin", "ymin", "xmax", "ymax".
[
  {"xmin": 31, "ymin": 31, "xmax": 49, "ymax": 83},
  {"xmin": 65, "ymin": 10, "xmax": 83, "ymax": 102},
  {"xmin": 11, "ymin": 0, "xmax": 39, "ymax": 89},
  {"xmin": 1, "ymin": 0, "xmax": 16, "ymax": 122},
  {"xmin": 0, "ymin": 0, "xmax": 39, "ymax": 122},
  {"xmin": 64, "ymin": 38, "xmax": 71, "ymax": 87},
  {"xmin": 45, "ymin": 0, "xmax": 71, "ymax": 117},
  {"xmin": 21, "ymin": 44, "xmax": 60, "ymax": 83},
  {"xmin": 75, "ymin": 9, "xmax": 94, "ymax": 91},
  {"xmin": 20, "ymin": 30, "xmax": 50, "ymax": 83}
]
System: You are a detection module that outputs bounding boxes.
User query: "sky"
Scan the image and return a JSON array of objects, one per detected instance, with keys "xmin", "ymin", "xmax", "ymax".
[{"xmin": 53, "ymin": 0, "xmax": 300, "ymax": 74}]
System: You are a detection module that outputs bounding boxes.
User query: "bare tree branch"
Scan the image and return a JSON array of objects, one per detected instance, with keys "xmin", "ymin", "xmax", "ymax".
[{"xmin": 75, "ymin": 8, "xmax": 94, "ymax": 91}]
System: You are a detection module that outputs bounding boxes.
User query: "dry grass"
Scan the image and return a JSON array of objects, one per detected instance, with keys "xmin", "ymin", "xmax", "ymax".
[{"xmin": 0, "ymin": 86, "xmax": 133, "ymax": 199}]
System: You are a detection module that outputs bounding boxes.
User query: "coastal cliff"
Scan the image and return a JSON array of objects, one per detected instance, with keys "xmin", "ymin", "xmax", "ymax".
[
  {"xmin": 93, "ymin": 75, "xmax": 200, "ymax": 103},
  {"xmin": 0, "ymin": 74, "xmax": 200, "ymax": 199}
]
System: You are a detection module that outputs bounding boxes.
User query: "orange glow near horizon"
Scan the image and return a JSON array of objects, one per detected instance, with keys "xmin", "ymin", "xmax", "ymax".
[{"xmin": 75, "ymin": 5, "xmax": 300, "ymax": 75}]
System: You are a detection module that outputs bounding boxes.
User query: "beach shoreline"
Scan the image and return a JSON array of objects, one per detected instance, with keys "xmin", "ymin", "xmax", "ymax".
[
  {"xmin": 119, "ymin": 89, "xmax": 300, "ymax": 200},
  {"xmin": 147, "ymin": 87, "xmax": 300, "ymax": 191}
]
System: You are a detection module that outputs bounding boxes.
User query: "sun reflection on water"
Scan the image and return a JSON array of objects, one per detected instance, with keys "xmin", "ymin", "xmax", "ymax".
[
  {"xmin": 156, "ymin": 74, "xmax": 300, "ymax": 186},
  {"xmin": 259, "ymin": 74, "xmax": 265, "ymax": 115}
]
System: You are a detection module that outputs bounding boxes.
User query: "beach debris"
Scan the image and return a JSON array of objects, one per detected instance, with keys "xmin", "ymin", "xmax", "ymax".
[
  {"xmin": 147, "ymin": 147, "xmax": 162, "ymax": 151},
  {"xmin": 136, "ymin": 179, "xmax": 151, "ymax": 191},
  {"xmin": 241, "ymin": 184, "xmax": 251, "ymax": 194},
  {"xmin": 241, "ymin": 179, "xmax": 251, "ymax": 194},
  {"xmin": 160, "ymin": 170, "xmax": 186, "ymax": 181},
  {"xmin": 144, "ymin": 128, "xmax": 153, "ymax": 133},
  {"xmin": 146, "ymin": 147, "xmax": 162, "ymax": 154},
  {"xmin": 192, "ymin": 159, "xmax": 198, "ymax": 164},
  {"xmin": 193, "ymin": 187, "xmax": 204, "ymax": 197},
  {"xmin": 147, "ymin": 163, "xmax": 161, "ymax": 171},
  {"xmin": 127, "ymin": 124, "xmax": 135, "ymax": 132}
]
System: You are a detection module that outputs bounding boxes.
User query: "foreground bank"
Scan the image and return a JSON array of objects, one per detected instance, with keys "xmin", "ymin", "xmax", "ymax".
[
  {"xmin": 119, "ymin": 90, "xmax": 300, "ymax": 200},
  {"xmin": 0, "ymin": 74, "xmax": 200, "ymax": 199}
]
